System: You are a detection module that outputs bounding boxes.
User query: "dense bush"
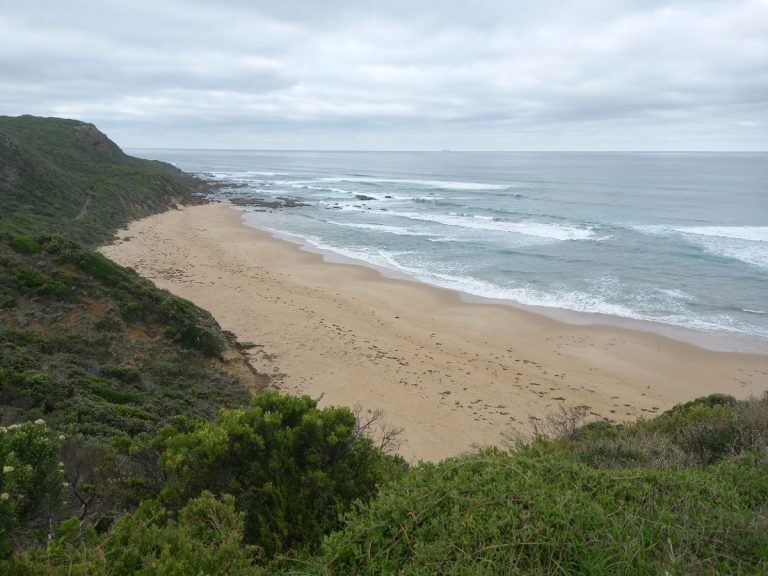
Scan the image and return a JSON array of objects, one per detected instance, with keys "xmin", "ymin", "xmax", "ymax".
[
  {"xmin": 0, "ymin": 421, "xmax": 64, "ymax": 557},
  {"xmin": 0, "ymin": 236, "xmax": 247, "ymax": 440},
  {"xmin": 568, "ymin": 393, "xmax": 768, "ymax": 469},
  {"xmin": 3, "ymin": 394, "xmax": 407, "ymax": 573},
  {"xmin": 0, "ymin": 234, "xmax": 255, "ymax": 547},
  {"xmin": 304, "ymin": 449, "xmax": 768, "ymax": 575},
  {"xmin": 9, "ymin": 492, "xmax": 259, "ymax": 575},
  {"xmin": 7, "ymin": 235, "xmax": 41, "ymax": 255},
  {"xmin": 159, "ymin": 392, "xmax": 405, "ymax": 558}
]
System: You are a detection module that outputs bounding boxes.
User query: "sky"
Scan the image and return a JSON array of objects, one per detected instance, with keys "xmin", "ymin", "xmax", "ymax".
[{"xmin": 1, "ymin": 0, "xmax": 767, "ymax": 150}]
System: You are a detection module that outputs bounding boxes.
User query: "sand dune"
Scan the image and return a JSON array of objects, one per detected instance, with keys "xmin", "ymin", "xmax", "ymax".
[{"xmin": 101, "ymin": 203, "xmax": 768, "ymax": 462}]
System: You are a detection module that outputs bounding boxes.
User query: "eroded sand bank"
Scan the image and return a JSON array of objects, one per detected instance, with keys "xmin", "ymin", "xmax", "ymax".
[{"xmin": 101, "ymin": 203, "xmax": 768, "ymax": 461}]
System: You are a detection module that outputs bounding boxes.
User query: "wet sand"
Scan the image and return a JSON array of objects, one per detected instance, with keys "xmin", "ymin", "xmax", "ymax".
[{"xmin": 100, "ymin": 203, "xmax": 768, "ymax": 462}]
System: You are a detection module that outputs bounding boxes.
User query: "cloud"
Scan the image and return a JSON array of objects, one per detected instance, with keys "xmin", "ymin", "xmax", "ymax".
[{"xmin": 0, "ymin": 0, "xmax": 766, "ymax": 149}]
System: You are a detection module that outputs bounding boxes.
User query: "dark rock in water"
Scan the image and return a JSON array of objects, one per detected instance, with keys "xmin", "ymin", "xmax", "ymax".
[
  {"xmin": 355, "ymin": 195, "xmax": 376, "ymax": 201},
  {"xmin": 229, "ymin": 196, "xmax": 307, "ymax": 209},
  {"xmin": 276, "ymin": 197, "xmax": 308, "ymax": 207}
]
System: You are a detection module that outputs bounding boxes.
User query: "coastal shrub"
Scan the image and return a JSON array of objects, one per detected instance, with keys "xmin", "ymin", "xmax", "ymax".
[
  {"xmin": 636, "ymin": 394, "xmax": 742, "ymax": 465},
  {"xmin": 157, "ymin": 295, "xmax": 224, "ymax": 357},
  {"xmin": 502, "ymin": 404, "xmax": 592, "ymax": 450},
  {"xmin": 92, "ymin": 384, "xmax": 140, "ymax": 405},
  {"xmin": 0, "ymin": 370, "xmax": 59, "ymax": 411},
  {"xmin": 69, "ymin": 250, "xmax": 125, "ymax": 286},
  {"xmin": 158, "ymin": 392, "xmax": 405, "ymax": 558},
  {"xmin": 644, "ymin": 394, "xmax": 737, "ymax": 435},
  {"xmin": 7, "ymin": 492, "xmax": 259, "ymax": 576},
  {"xmin": 13, "ymin": 266, "xmax": 73, "ymax": 299},
  {"xmin": 103, "ymin": 365, "xmax": 142, "ymax": 385},
  {"xmin": 119, "ymin": 300, "xmax": 142, "ymax": 323},
  {"xmin": 7, "ymin": 235, "xmax": 40, "ymax": 255},
  {"xmin": 0, "ymin": 421, "xmax": 64, "ymax": 557},
  {"xmin": 94, "ymin": 314, "xmax": 123, "ymax": 333},
  {"xmin": 729, "ymin": 394, "xmax": 768, "ymax": 459},
  {"xmin": 4, "ymin": 235, "xmax": 229, "ymax": 358},
  {"xmin": 104, "ymin": 492, "xmax": 259, "ymax": 575},
  {"xmin": 573, "ymin": 430, "xmax": 690, "ymax": 469},
  {"xmin": 0, "ymin": 116, "xmax": 203, "ymax": 247},
  {"xmin": 515, "ymin": 394, "xmax": 768, "ymax": 469},
  {"xmin": 0, "ymin": 243, "xmax": 251, "ymax": 440},
  {"xmin": 303, "ymin": 449, "xmax": 768, "ymax": 575},
  {"xmin": 4, "ymin": 518, "xmax": 105, "ymax": 575}
]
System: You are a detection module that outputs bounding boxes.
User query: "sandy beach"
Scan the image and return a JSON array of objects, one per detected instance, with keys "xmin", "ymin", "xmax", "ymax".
[{"xmin": 100, "ymin": 203, "xmax": 768, "ymax": 462}]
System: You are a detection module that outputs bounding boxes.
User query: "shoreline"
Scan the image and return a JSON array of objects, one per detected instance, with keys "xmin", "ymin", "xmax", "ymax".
[
  {"xmin": 250, "ymin": 219, "xmax": 768, "ymax": 355},
  {"xmin": 100, "ymin": 203, "xmax": 768, "ymax": 462}
]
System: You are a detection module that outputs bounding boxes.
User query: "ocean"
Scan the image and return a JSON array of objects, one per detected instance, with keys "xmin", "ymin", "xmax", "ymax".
[{"xmin": 131, "ymin": 149, "xmax": 768, "ymax": 351}]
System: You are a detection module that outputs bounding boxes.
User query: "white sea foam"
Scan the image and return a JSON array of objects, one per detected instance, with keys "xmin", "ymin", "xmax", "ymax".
[
  {"xmin": 284, "ymin": 183, "xmax": 352, "ymax": 195},
  {"xmin": 636, "ymin": 225, "xmax": 768, "ymax": 269},
  {"xmin": 657, "ymin": 288, "xmax": 694, "ymax": 300},
  {"xmin": 325, "ymin": 221, "xmax": 439, "ymax": 237},
  {"xmin": 210, "ymin": 170, "xmax": 287, "ymax": 179},
  {"xmin": 246, "ymin": 222, "xmax": 630, "ymax": 316},
  {"xmin": 384, "ymin": 211, "xmax": 595, "ymax": 241},
  {"xmin": 686, "ymin": 238, "xmax": 767, "ymax": 270},
  {"xmin": 318, "ymin": 177, "xmax": 511, "ymax": 191},
  {"xmin": 677, "ymin": 226, "xmax": 768, "ymax": 243},
  {"xmin": 240, "ymin": 214, "xmax": 768, "ymax": 338}
]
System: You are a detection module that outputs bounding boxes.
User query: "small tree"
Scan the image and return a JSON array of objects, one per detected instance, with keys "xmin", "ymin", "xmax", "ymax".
[
  {"xmin": 159, "ymin": 392, "xmax": 404, "ymax": 557},
  {"xmin": 0, "ymin": 420, "xmax": 64, "ymax": 557},
  {"xmin": 502, "ymin": 404, "xmax": 591, "ymax": 450}
]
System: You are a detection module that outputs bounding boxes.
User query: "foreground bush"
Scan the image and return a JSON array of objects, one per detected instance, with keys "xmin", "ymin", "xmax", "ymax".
[
  {"xmin": 159, "ymin": 392, "xmax": 405, "ymax": 558},
  {"xmin": 10, "ymin": 492, "xmax": 259, "ymax": 575},
  {"xmin": 0, "ymin": 421, "xmax": 64, "ymax": 558},
  {"xmin": 303, "ymin": 449, "xmax": 768, "ymax": 575},
  {"xmin": 567, "ymin": 393, "xmax": 768, "ymax": 469}
]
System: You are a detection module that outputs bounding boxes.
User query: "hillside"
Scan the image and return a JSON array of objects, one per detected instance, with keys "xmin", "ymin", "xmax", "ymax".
[
  {"xmin": 0, "ymin": 235, "xmax": 257, "ymax": 436},
  {"xmin": 0, "ymin": 116, "xmax": 268, "ymax": 550},
  {"xmin": 0, "ymin": 115, "xmax": 209, "ymax": 246}
]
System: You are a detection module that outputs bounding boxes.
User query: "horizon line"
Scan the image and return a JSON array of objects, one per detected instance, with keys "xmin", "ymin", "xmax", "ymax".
[{"xmin": 124, "ymin": 147, "xmax": 768, "ymax": 154}]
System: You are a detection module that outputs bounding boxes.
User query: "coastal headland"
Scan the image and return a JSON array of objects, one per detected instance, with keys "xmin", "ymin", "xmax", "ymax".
[{"xmin": 101, "ymin": 203, "xmax": 768, "ymax": 461}]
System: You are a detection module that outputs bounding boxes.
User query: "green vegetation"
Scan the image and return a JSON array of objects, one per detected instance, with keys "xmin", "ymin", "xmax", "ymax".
[
  {"xmin": 4, "ymin": 394, "xmax": 403, "ymax": 574},
  {"xmin": 1, "ymin": 116, "xmax": 765, "ymax": 574},
  {"xmin": 303, "ymin": 393, "xmax": 768, "ymax": 575},
  {"xmin": 0, "ymin": 116, "xmax": 266, "ymax": 565},
  {"xmin": 11, "ymin": 492, "xmax": 259, "ymax": 575},
  {"xmin": 0, "ymin": 235, "xmax": 250, "ymax": 437},
  {"xmin": 4, "ymin": 393, "xmax": 767, "ymax": 574},
  {"xmin": 0, "ymin": 115, "xmax": 209, "ymax": 246},
  {"xmin": 0, "ymin": 421, "xmax": 64, "ymax": 558},
  {"xmin": 159, "ymin": 392, "xmax": 405, "ymax": 558}
]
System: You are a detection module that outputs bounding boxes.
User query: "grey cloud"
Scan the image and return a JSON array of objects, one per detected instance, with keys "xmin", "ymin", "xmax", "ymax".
[{"xmin": 1, "ymin": 0, "xmax": 766, "ymax": 149}]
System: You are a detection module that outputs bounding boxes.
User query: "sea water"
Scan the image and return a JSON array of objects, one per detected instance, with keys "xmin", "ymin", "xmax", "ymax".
[{"xmin": 130, "ymin": 149, "xmax": 768, "ymax": 351}]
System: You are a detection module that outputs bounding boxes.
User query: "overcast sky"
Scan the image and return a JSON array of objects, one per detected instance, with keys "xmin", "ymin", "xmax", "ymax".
[{"xmin": 1, "ymin": 0, "xmax": 766, "ymax": 150}]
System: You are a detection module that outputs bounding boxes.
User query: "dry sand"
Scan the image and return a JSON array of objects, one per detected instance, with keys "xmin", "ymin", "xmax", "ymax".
[{"xmin": 100, "ymin": 203, "xmax": 768, "ymax": 462}]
